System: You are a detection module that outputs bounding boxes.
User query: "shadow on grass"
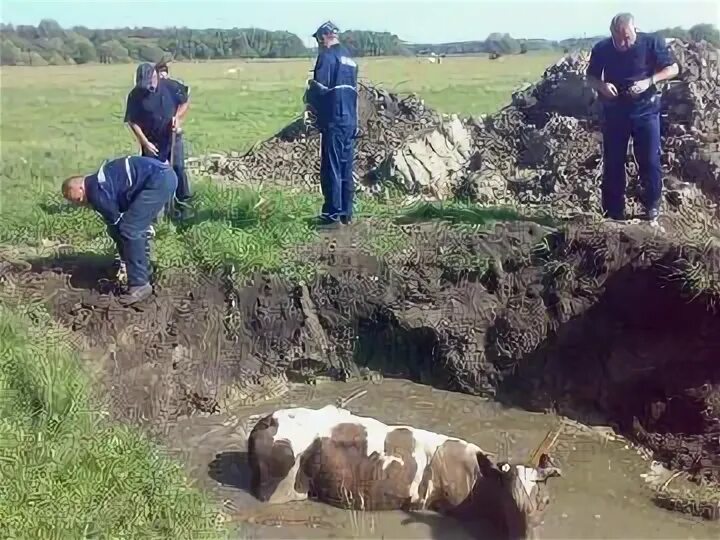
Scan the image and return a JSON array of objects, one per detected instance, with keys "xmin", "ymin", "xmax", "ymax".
[
  {"xmin": 39, "ymin": 201, "xmax": 73, "ymax": 215},
  {"xmin": 208, "ymin": 451, "xmax": 253, "ymax": 494},
  {"xmin": 26, "ymin": 251, "xmax": 116, "ymax": 291},
  {"xmin": 394, "ymin": 202, "xmax": 559, "ymax": 228}
]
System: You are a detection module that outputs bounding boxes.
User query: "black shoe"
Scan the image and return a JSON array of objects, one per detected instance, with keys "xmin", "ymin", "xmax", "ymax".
[
  {"xmin": 312, "ymin": 215, "xmax": 341, "ymax": 230},
  {"xmin": 340, "ymin": 215, "xmax": 352, "ymax": 225},
  {"xmin": 604, "ymin": 210, "xmax": 625, "ymax": 221},
  {"xmin": 175, "ymin": 199, "xmax": 193, "ymax": 218},
  {"xmin": 117, "ymin": 283, "xmax": 153, "ymax": 306}
]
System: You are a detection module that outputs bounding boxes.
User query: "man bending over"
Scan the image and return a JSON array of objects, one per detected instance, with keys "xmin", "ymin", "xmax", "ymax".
[{"xmin": 62, "ymin": 156, "xmax": 177, "ymax": 305}]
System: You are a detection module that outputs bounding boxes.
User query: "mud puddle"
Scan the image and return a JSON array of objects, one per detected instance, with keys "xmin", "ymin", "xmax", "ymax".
[{"xmin": 162, "ymin": 379, "xmax": 718, "ymax": 539}]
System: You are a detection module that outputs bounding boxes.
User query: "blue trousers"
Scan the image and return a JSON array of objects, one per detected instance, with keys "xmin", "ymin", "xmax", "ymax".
[
  {"xmin": 601, "ymin": 102, "xmax": 662, "ymax": 217},
  {"xmin": 142, "ymin": 132, "xmax": 191, "ymax": 203},
  {"xmin": 108, "ymin": 168, "xmax": 177, "ymax": 287},
  {"xmin": 319, "ymin": 125, "xmax": 355, "ymax": 222}
]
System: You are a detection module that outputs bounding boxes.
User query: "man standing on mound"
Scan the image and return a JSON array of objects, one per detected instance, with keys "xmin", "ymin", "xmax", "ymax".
[
  {"xmin": 305, "ymin": 21, "xmax": 359, "ymax": 229},
  {"xmin": 586, "ymin": 12, "xmax": 679, "ymax": 222},
  {"xmin": 62, "ymin": 156, "xmax": 177, "ymax": 306}
]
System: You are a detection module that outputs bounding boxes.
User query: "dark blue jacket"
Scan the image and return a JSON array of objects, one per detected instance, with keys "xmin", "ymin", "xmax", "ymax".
[
  {"xmin": 306, "ymin": 43, "xmax": 358, "ymax": 130},
  {"xmin": 124, "ymin": 78, "xmax": 189, "ymax": 162},
  {"xmin": 587, "ymin": 32, "xmax": 676, "ymax": 111},
  {"xmin": 84, "ymin": 155, "xmax": 173, "ymax": 226}
]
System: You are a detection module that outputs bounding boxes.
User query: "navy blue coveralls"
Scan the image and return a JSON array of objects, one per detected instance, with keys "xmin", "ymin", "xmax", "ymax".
[
  {"xmin": 124, "ymin": 70, "xmax": 191, "ymax": 206},
  {"xmin": 587, "ymin": 32, "xmax": 675, "ymax": 218},
  {"xmin": 307, "ymin": 43, "xmax": 359, "ymax": 223},
  {"xmin": 84, "ymin": 156, "xmax": 177, "ymax": 287}
]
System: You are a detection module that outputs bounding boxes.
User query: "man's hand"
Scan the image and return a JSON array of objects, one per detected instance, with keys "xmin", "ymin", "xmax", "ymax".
[
  {"xmin": 597, "ymin": 82, "xmax": 619, "ymax": 99},
  {"xmin": 629, "ymin": 77, "xmax": 653, "ymax": 96},
  {"xmin": 143, "ymin": 140, "xmax": 159, "ymax": 156}
]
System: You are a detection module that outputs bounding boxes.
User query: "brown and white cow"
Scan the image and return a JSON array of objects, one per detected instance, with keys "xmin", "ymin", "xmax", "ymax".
[{"xmin": 247, "ymin": 405, "xmax": 562, "ymax": 539}]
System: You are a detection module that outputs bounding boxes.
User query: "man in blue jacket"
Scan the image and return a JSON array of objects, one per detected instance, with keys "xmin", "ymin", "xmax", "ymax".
[
  {"xmin": 305, "ymin": 21, "xmax": 359, "ymax": 228},
  {"xmin": 125, "ymin": 62, "xmax": 191, "ymax": 220},
  {"xmin": 586, "ymin": 13, "xmax": 679, "ymax": 222},
  {"xmin": 62, "ymin": 156, "xmax": 177, "ymax": 305}
]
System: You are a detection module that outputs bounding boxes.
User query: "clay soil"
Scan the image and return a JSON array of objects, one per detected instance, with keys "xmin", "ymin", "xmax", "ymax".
[{"xmin": 3, "ymin": 214, "xmax": 719, "ymax": 493}]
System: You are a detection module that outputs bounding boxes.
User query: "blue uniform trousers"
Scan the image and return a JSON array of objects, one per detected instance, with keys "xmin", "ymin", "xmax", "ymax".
[
  {"xmin": 601, "ymin": 97, "xmax": 663, "ymax": 218},
  {"xmin": 107, "ymin": 168, "xmax": 177, "ymax": 287},
  {"xmin": 142, "ymin": 132, "xmax": 191, "ymax": 206},
  {"xmin": 319, "ymin": 125, "xmax": 355, "ymax": 222}
]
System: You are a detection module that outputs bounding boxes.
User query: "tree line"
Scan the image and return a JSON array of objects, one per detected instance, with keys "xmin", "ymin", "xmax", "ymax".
[{"xmin": 1, "ymin": 18, "xmax": 718, "ymax": 67}]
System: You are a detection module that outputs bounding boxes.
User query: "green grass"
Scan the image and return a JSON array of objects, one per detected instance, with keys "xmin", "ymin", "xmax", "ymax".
[
  {"xmin": 0, "ymin": 53, "xmax": 560, "ymax": 280},
  {"xmin": 0, "ymin": 298, "xmax": 227, "ymax": 539}
]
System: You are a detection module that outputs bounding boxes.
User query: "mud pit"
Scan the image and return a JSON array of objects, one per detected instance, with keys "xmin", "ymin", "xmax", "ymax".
[
  {"xmin": 152, "ymin": 381, "xmax": 718, "ymax": 538},
  {"xmin": 4, "ymin": 216, "xmax": 720, "ymax": 531}
]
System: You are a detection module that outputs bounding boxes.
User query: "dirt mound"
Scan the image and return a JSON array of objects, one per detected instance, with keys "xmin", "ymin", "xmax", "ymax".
[{"xmin": 186, "ymin": 81, "xmax": 440, "ymax": 189}]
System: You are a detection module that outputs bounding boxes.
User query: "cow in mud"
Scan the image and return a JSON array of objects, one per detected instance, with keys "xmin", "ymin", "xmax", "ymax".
[{"xmin": 247, "ymin": 405, "xmax": 562, "ymax": 539}]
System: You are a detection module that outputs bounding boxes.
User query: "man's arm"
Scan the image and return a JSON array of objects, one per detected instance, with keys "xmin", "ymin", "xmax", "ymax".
[
  {"xmin": 629, "ymin": 35, "xmax": 680, "ymax": 95},
  {"xmin": 306, "ymin": 52, "xmax": 333, "ymax": 115},
  {"xmin": 650, "ymin": 34, "xmax": 679, "ymax": 84},
  {"xmin": 85, "ymin": 175, "xmax": 123, "ymax": 226},
  {"xmin": 167, "ymin": 79, "xmax": 190, "ymax": 129},
  {"xmin": 585, "ymin": 42, "xmax": 618, "ymax": 98},
  {"xmin": 313, "ymin": 51, "xmax": 333, "ymax": 89},
  {"xmin": 585, "ymin": 43, "xmax": 606, "ymax": 91},
  {"xmin": 124, "ymin": 92, "xmax": 157, "ymax": 154}
]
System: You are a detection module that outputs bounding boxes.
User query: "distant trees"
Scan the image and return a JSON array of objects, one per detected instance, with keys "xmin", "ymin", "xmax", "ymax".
[
  {"xmin": 0, "ymin": 19, "xmax": 414, "ymax": 65},
  {"xmin": 0, "ymin": 19, "xmax": 718, "ymax": 66}
]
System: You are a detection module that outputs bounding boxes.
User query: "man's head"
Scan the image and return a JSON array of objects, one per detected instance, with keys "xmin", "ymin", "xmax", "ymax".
[
  {"xmin": 156, "ymin": 60, "xmax": 169, "ymax": 79},
  {"xmin": 62, "ymin": 175, "xmax": 88, "ymax": 205},
  {"xmin": 312, "ymin": 21, "xmax": 340, "ymax": 49},
  {"xmin": 610, "ymin": 12, "xmax": 637, "ymax": 51},
  {"xmin": 135, "ymin": 62, "xmax": 158, "ymax": 92}
]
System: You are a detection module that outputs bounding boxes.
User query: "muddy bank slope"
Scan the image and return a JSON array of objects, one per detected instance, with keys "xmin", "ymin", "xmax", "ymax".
[{"xmin": 3, "ymin": 214, "xmax": 720, "ymax": 490}]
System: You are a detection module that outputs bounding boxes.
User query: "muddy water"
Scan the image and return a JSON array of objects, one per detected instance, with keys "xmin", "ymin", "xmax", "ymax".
[{"xmin": 165, "ymin": 379, "xmax": 719, "ymax": 539}]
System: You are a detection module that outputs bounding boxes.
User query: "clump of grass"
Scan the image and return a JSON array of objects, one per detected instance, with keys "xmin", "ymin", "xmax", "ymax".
[{"xmin": 0, "ymin": 299, "xmax": 228, "ymax": 539}]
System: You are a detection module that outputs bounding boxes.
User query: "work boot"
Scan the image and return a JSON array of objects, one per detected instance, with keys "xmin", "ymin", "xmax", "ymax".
[
  {"xmin": 604, "ymin": 209, "xmax": 625, "ymax": 221},
  {"xmin": 312, "ymin": 215, "xmax": 341, "ymax": 230},
  {"xmin": 117, "ymin": 283, "xmax": 153, "ymax": 306},
  {"xmin": 174, "ymin": 199, "xmax": 192, "ymax": 221}
]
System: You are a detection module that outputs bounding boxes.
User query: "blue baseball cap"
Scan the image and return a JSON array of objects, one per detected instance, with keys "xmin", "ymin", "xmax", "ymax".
[
  {"xmin": 312, "ymin": 21, "xmax": 339, "ymax": 39},
  {"xmin": 134, "ymin": 62, "xmax": 156, "ymax": 90}
]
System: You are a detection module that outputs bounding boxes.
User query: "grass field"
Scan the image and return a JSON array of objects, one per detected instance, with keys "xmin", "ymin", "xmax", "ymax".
[{"xmin": 0, "ymin": 51, "xmax": 561, "ymax": 539}]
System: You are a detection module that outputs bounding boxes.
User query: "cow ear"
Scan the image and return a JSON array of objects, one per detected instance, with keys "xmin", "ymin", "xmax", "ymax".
[{"xmin": 537, "ymin": 453, "xmax": 562, "ymax": 480}]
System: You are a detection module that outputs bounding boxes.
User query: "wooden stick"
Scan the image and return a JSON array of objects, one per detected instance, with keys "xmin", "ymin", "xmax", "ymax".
[
  {"xmin": 528, "ymin": 420, "xmax": 564, "ymax": 467},
  {"xmin": 336, "ymin": 387, "xmax": 368, "ymax": 409},
  {"xmin": 167, "ymin": 128, "xmax": 177, "ymax": 218}
]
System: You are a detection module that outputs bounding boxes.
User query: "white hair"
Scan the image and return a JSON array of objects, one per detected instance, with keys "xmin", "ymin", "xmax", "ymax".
[{"xmin": 610, "ymin": 12, "xmax": 634, "ymax": 31}]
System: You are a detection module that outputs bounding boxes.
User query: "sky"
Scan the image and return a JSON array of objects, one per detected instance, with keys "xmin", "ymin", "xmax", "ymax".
[{"xmin": 1, "ymin": 0, "xmax": 718, "ymax": 45}]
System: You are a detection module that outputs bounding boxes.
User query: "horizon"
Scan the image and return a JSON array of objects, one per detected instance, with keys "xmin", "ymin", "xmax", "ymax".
[{"xmin": 1, "ymin": 0, "xmax": 717, "ymax": 46}]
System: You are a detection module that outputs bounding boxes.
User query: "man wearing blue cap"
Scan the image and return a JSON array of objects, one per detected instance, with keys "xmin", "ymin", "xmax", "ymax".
[
  {"xmin": 124, "ymin": 62, "xmax": 192, "ymax": 219},
  {"xmin": 586, "ymin": 13, "xmax": 679, "ymax": 222},
  {"xmin": 305, "ymin": 21, "xmax": 359, "ymax": 228},
  {"xmin": 61, "ymin": 156, "xmax": 177, "ymax": 305}
]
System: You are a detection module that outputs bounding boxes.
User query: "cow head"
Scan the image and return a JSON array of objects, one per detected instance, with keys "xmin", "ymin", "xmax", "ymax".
[{"xmin": 475, "ymin": 452, "xmax": 562, "ymax": 540}]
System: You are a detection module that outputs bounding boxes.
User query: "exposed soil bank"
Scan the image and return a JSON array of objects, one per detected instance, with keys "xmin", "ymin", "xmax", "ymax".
[{"xmin": 2, "ymin": 216, "xmax": 719, "ymax": 503}]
